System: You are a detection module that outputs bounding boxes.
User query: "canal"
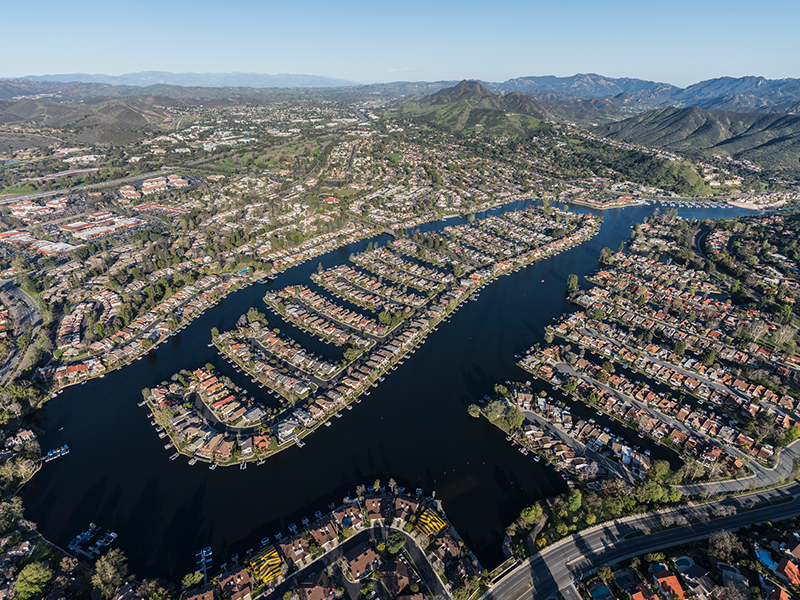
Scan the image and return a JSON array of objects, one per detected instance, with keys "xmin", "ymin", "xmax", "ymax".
[{"xmin": 22, "ymin": 200, "xmax": 756, "ymax": 581}]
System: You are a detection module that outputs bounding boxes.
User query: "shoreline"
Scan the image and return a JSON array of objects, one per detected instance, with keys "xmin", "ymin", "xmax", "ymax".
[{"xmin": 147, "ymin": 214, "xmax": 603, "ymax": 467}]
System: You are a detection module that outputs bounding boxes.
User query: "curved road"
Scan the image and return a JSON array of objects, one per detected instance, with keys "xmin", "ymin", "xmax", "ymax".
[
  {"xmin": 483, "ymin": 481, "xmax": 800, "ymax": 600},
  {"xmin": 263, "ymin": 525, "xmax": 450, "ymax": 600},
  {"xmin": 0, "ymin": 280, "xmax": 42, "ymax": 383}
]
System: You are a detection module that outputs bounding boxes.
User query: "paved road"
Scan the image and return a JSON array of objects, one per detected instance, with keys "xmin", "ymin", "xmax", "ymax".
[
  {"xmin": 0, "ymin": 169, "xmax": 172, "ymax": 204},
  {"xmin": 484, "ymin": 481, "xmax": 800, "ymax": 600},
  {"xmin": 0, "ymin": 281, "xmax": 42, "ymax": 383}
]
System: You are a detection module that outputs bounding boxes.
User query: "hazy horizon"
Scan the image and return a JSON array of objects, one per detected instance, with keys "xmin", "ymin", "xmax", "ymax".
[{"xmin": 2, "ymin": 0, "xmax": 798, "ymax": 87}]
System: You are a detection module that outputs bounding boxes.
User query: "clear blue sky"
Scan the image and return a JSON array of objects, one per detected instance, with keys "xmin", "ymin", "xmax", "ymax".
[{"xmin": 2, "ymin": 0, "xmax": 798, "ymax": 86}]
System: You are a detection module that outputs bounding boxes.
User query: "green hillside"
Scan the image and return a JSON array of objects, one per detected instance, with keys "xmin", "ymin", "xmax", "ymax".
[
  {"xmin": 396, "ymin": 80, "xmax": 553, "ymax": 137},
  {"xmin": 597, "ymin": 106, "xmax": 800, "ymax": 173}
]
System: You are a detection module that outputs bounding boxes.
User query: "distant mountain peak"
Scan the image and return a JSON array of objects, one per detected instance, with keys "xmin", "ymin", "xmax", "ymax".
[{"xmin": 429, "ymin": 80, "xmax": 496, "ymax": 104}]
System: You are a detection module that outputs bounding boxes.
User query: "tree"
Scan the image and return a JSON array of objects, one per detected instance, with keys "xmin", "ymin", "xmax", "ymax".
[
  {"xmin": 566, "ymin": 274, "xmax": 579, "ymax": 292},
  {"xmin": 0, "ymin": 497, "xmax": 24, "ymax": 534},
  {"xmin": 701, "ymin": 347, "xmax": 718, "ymax": 367},
  {"xmin": 599, "ymin": 247, "xmax": 613, "ymax": 264},
  {"xmin": 506, "ymin": 406, "xmax": 525, "ymax": 431},
  {"xmin": 597, "ymin": 565, "xmax": 612, "ymax": 581},
  {"xmin": 92, "ymin": 548, "xmax": 129, "ymax": 599},
  {"xmin": 674, "ymin": 339, "xmax": 686, "ymax": 356},
  {"xmin": 709, "ymin": 531, "xmax": 745, "ymax": 563},
  {"xmin": 566, "ymin": 490, "xmax": 582, "ymax": 513},
  {"xmin": 467, "ymin": 404, "xmax": 481, "ymax": 418},
  {"xmin": 15, "ymin": 563, "xmax": 53, "ymax": 599},
  {"xmin": 60, "ymin": 556, "xmax": 79, "ymax": 573},
  {"xmin": 563, "ymin": 379, "xmax": 578, "ymax": 394},
  {"xmin": 519, "ymin": 504, "xmax": 542, "ymax": 526},
  {"xmin": 386, "ymin": 531, "xmax": 406, "ymax": 555},
  {"xmin": 182, "ymin": 571, "xmax": 204, "ymax": 590}
]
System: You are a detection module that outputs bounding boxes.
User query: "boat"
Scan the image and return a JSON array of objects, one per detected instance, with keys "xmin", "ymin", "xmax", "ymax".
[
  {"xmin": 325, "ymin": 421, "xmax": 331, "ymax": 427},
  {"xmin": 44, "ymin": 445, "xmax": 70, "ymax": 462},
  {"xmin": 209, "ymin": 464, "xmax": 217, "ymax": 470}
]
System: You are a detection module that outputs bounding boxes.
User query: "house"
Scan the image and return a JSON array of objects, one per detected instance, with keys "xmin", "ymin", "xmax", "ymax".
[
  {"xmin": 309, "ymin": 518, "xmax": 337, "ymax": 548},
  {"xmin": 184, "ymin": 585, "xmax": 216, "ymax": 600},
  {"xmin": 679, "ymin": 564, "xmax": 718, "ymax": 597},
  {"xmin": 297, "ymin": 570, "xmax": 339, "ymax": 600},
  {"xmin": 653, "ymin": 571, "xmax": 686, "ymax": 600},
  {"xmin": 343, "ymin": 542, "xmax": 380, "ymax": 580},
  {"xmin": 280, "ymin": 535, "xmax": 311, "ymax": 567},
  {"xmin": 777, "ymin": 558, "xmax": 800, "ymax": 586},
  {"xmin": 630, "ymin": 583, "xmax": 658, "ymax": 600},
  {"xmin": 219, "ymin": 568, "xmax": 252, "ymax": 600},
  {"xmin": 430, "ymin": 531, "xmax": 460, "ymax": 564},
  {"xmin": 6, "ymin": 541, "xmax": 33, "ymax": 556},
  {"xmin": 364, "ymin": 496, "xmax": 389, "ymax": 523},
  {"xmin": 333, "ymin": 505, "xmax": 364, "ymax": 530},
  {"xmin": 394, "ymin": 496, "xmax": 419, "ymax": 523},
  {"xmin": 381, "ymin": 559, "xmax": 411, "ymax": 597}
]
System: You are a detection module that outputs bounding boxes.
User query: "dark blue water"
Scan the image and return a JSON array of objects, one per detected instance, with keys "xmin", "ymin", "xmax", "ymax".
[{"xmin": 22, "ymin": 200, "xmax": 756, "ymax": 581}]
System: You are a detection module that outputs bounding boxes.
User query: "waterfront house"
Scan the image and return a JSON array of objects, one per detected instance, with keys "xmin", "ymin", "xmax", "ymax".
[
  {"xmin": 219, "ymin": 567, "xmax": 252, "ymax": 600},
  {"xmin": 364, "ymin": 496, "xmax": 390, "ymax": 524},
  {"xmin": 277, "ymin": 418, "xmax": 300, "ymax": 444},
  {"xmin": 215, "ymin": 439, "xmax": 235, "ymax": 463},
  {"xmin": 343, "ymin": 542, "xmax": 380, "ymax": 581},
  {"xmin": 184, "ymin": 585, "xmax": 215, "ymax": 600},
  {"xmin": 280, "ymin": 535, "xmax": 311, "ymax": 567},
  {"xmin": 334, "ymin": 505, "xmax": 364, "ymax": 531},
  {"xmin": 309, "ymin": 518, "xmax": 337, "ymax": 548},
  {"xmin": 431, "ymin": 531, "xmax": 460, "ymax": 564},
  {"xmin": 394, "ymin": 496, "xmax": 419, "ymax": 524},
  {"xmin": 239, "ymin": 437, "xmax": 254, "ymax": 458}
]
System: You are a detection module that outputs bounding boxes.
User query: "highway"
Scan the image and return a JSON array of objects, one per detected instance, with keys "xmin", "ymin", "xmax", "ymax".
[
  {"xmin": 0, "ymin": 169, "xmax": 173, "ymax": 204},
  {"xmin": 0, "ymin": 280, "xmax": 42, "ymax": 384},
  {"xmin": 483, "ymin": 482, "xmax": 800, "ymax": 600}
]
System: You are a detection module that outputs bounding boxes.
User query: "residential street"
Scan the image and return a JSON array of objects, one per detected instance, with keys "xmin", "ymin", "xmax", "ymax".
[{"xmin": 263, "ymin": 525, "xmax": 450, "ymax": 600}]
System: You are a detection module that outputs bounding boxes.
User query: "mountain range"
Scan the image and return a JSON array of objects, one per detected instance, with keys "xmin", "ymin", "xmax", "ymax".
[
  {"xmin": 7, "ymin": 71, "xmax": 800, "ymax": 114},
  {"xmin": 596, "ymin": 106, "xmax": 800, "ymax": 172},
  {"xmin": 2, "ymin": 72, "xmax": 800, "ymax": 175},
  {"xmin": 20, "ymin": 71, "xmax": 358, "ymax": 88}
]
